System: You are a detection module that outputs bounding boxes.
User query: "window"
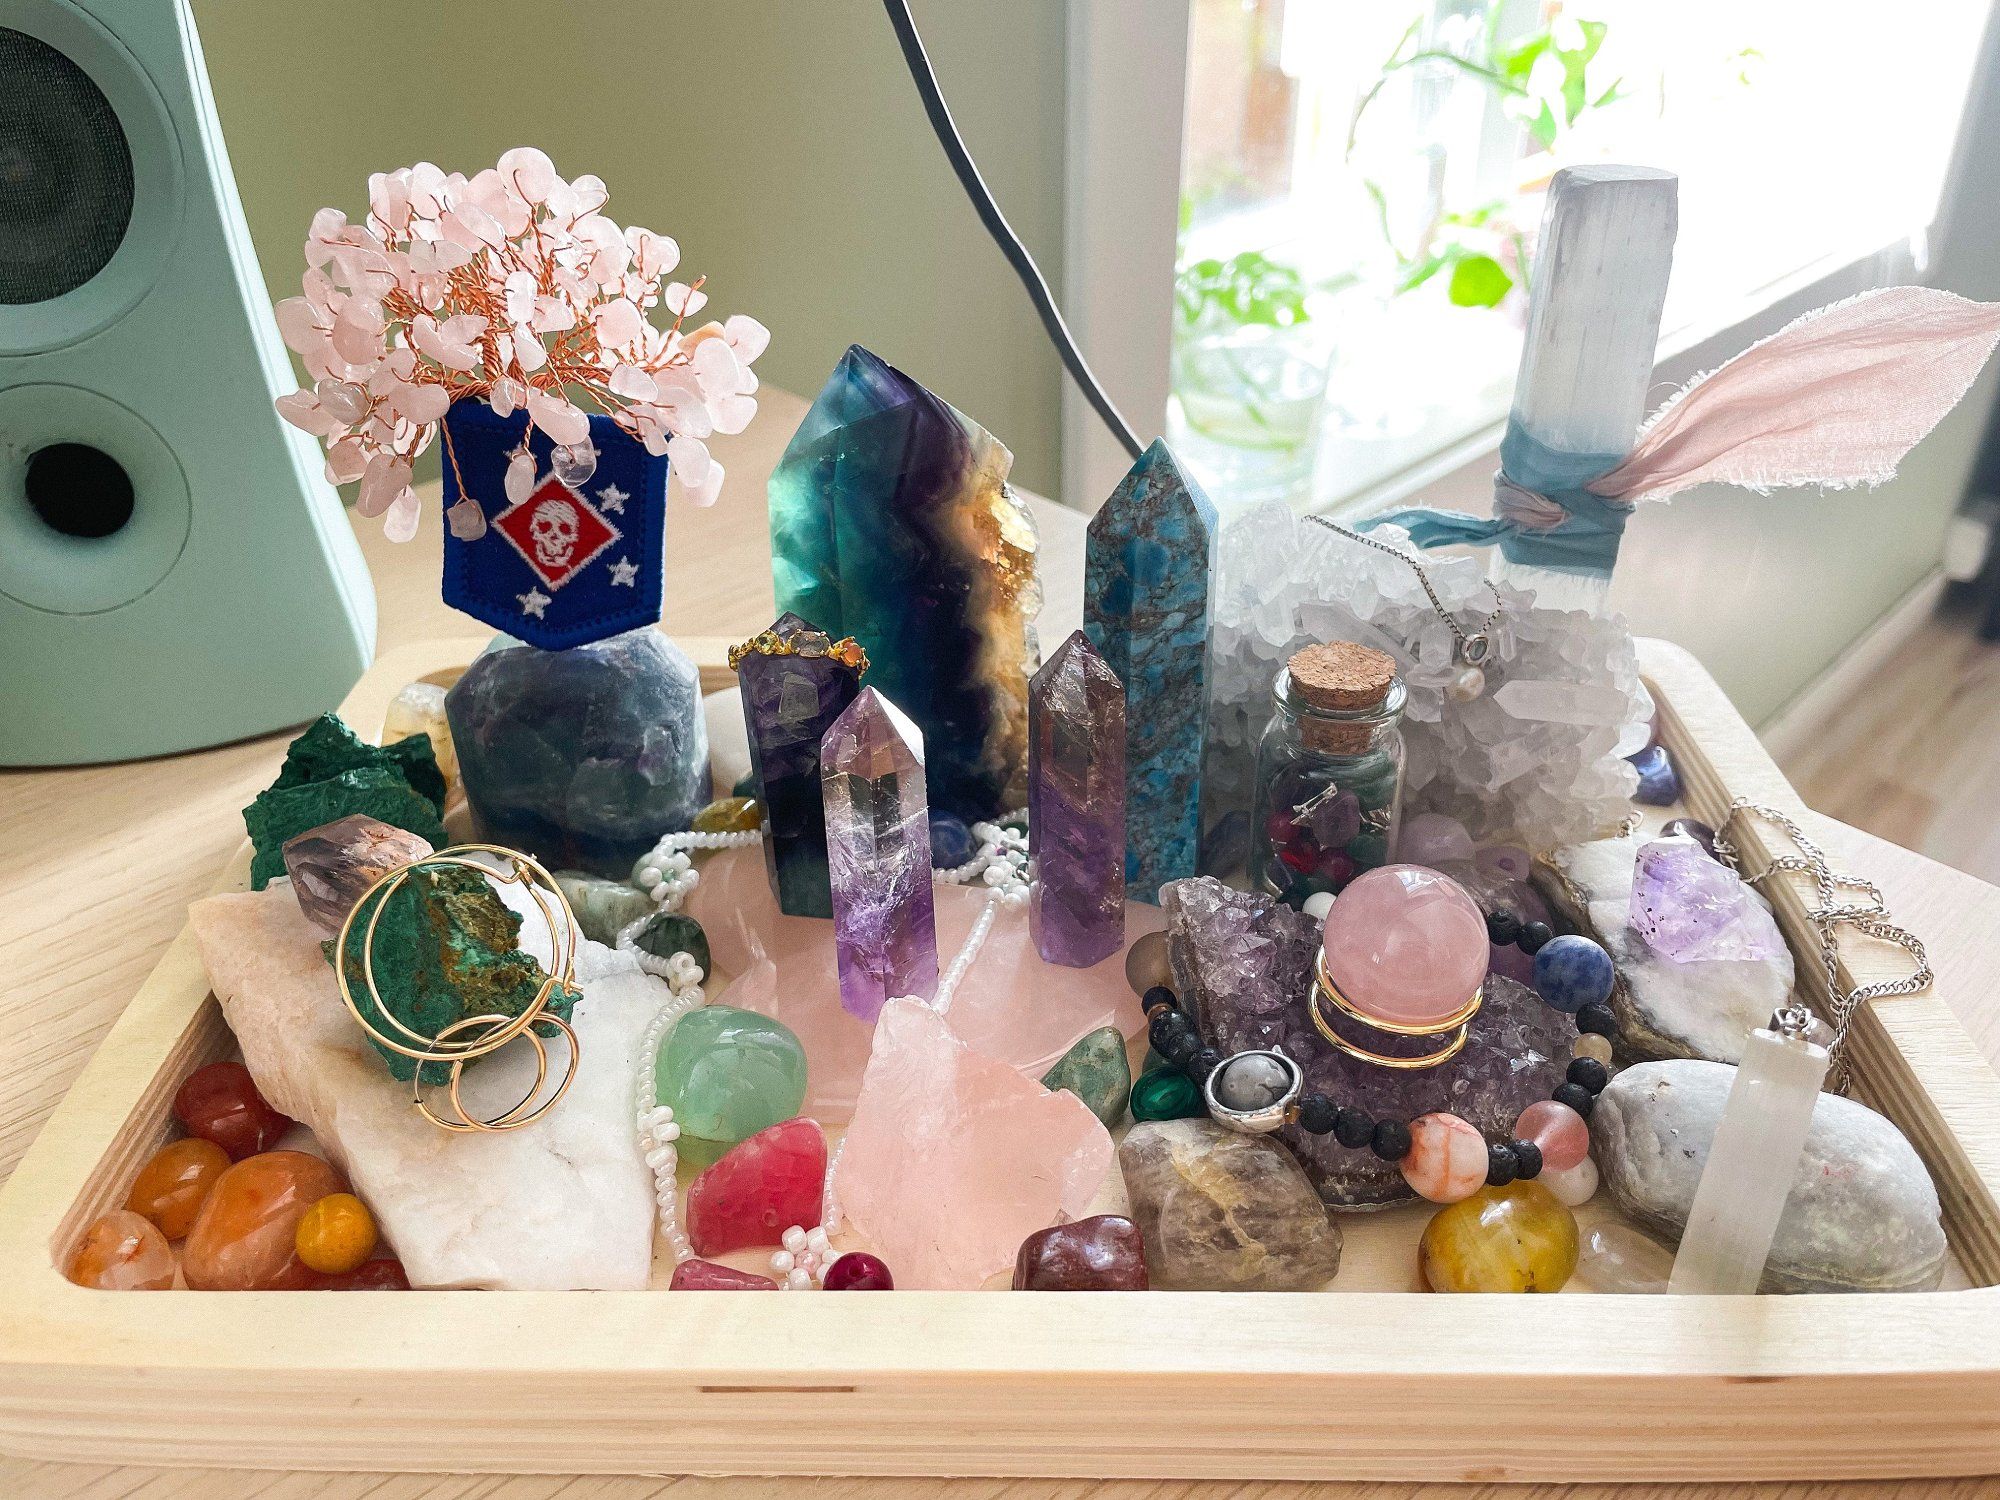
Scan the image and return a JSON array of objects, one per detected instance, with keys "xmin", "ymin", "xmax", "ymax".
[{"xmin": 1167, "ymin": 0, "xmax": 1991, "ymax": 509}]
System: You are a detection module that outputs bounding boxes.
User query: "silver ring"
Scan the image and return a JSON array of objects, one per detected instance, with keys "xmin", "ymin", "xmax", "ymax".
[{"xmin": 1202, "ymin": 1049, "xmax": 1303, "ymax": 1135}]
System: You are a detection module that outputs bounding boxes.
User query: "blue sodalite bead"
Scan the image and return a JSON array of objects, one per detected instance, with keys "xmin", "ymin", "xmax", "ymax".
[
  {"xmin": 1629, "ymin": 743, "xmax": 1681, "ymax": 806},
  {"xmin": 929, "ymin": 811, "xmax": 975, "ymax": 870},
  {"xmin": 1531, "ymin": 934, "xmax": 1616, "ymax": 1013},
  {"xmin": 1084, "ymin": 440, "xmax": 1217, "ymax": 903}
]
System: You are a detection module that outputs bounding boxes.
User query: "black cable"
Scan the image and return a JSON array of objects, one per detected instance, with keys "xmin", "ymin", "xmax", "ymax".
[{"xmin": 881, "ymin": 0, "xmax": 1145, "ymax": 463}]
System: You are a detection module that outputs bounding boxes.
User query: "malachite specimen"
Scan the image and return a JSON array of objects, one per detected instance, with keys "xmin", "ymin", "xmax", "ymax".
[
  {"xmin": 769, "ymin": 345, "xmax": 1041, "ymax": 820},
  {"xmin": 823, "ymin": 688, "xmax": 939, "ymax": 1020},
  {"xmin": 654, "ymin": 1005, "xmax": 809, "ymax": 1168},
  {"xmin": 1084, "ymin": 440, "xmax": 1217, "ymax": 902},
  {"xmin": 243, "ymin": 714, "xmax": 448, "ymax": 889},
  {"xmin": 1129, "ymin": 1067, "xmax": 1205, "ymax": 1122},
  {"xmin": 326, "ymin": 864, "xmax": 575, "ymax": 1085},
  {"xmin": 1028, "ymin": 630, "xmax": 1127, "ymax": 966},
  {"xmin": 1040, "ymin": 1025, "xmax": 1132, "ymax": 1129},
  {"xmin": 737, "ymin": 611, "xmax": 862, "ymax": 918}
]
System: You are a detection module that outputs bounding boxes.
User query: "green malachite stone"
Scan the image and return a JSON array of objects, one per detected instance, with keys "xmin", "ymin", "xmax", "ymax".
[
  {"xmin": 633, "ymin": 911, "xmax": 712, "ymax": 977},
  {"xmin": 654, "ymin": 1004, "xmax": 808, "ymax": 1167},
  {"xmin": 327, "ymin": 865, "xmax": 575, "ymax": 1084},
  {"xmin": 1040, "ymin": 1025, "xmax": 1132, "ymax": 1129},
  {"xmin": 1129, "ymin": 1067, "xmax": 1206, "ymax": 1122},
  {"xmin": 554, "ymin": 872, "xmax": 654, "ymax": 946},
  {"xmin": 245, "ymin": 714, "xmax": 448, "ymax": 888}
]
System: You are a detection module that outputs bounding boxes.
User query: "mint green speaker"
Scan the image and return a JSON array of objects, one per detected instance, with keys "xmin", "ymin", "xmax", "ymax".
[{"xmin": 0, "ymin": 0, "xmax": 374, "ymax": 766}]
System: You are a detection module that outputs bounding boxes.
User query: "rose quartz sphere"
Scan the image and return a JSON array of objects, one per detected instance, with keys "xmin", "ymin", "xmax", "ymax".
[{"xmin": 1320, "ymin": 864, "xmax": 1489, "ymax": 1028}]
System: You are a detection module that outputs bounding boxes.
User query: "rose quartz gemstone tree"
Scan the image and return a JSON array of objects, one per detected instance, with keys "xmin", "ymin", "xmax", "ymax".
[
  {"xmin": 1319, "ymin": 864, "xmax": 1488, "ymax": 1027},
  {"xmin": 1401, "ymin": 1112, "xmax": 1489, "ymax": 1203}
]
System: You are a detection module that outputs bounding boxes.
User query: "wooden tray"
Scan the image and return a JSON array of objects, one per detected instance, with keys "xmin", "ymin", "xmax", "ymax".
[{"xmin": 3, "ymin": 636, "xmax": 2000, "ymax": 1483}]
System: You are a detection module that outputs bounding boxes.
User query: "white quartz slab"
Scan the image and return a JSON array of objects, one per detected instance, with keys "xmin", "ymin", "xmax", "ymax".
[{"xmin": 190, "ymin": 881, "xmax": 663, "ymax": 1290}]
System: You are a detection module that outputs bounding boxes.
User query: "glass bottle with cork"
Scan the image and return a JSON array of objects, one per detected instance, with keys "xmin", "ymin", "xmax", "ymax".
[{"xmin": 1250, "ymin": 641, "xmax": 1407, "ymax": 906}]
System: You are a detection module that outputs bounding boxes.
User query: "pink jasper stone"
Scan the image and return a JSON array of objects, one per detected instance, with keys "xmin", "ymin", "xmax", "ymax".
[
  {"xmin": 670, "ymin": 1258, "xmax": 778, "ymax": 1291},
  {"xmin": 822, "ymin": 1251, "xmax": 894, "ymax": 1290},
  {"xmin": 684, "ymin": 1117, "xmax": 826, "ymax": 1256},
  {"xmin": 1320, "ymin": 864, "xmax": 1488, "ymax": 1028},
  {"xmin": 1515, "ymin": 1099, "xmax": 1591, "ymax": 1173},
  {"xmin": 1400, "ymin": 1112, "xmax": 1489, "ymax": 1203}
]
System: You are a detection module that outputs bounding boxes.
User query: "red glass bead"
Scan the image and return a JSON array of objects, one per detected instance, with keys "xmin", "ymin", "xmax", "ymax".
[
  {"xmin": 822, "ymin": 1251, "xmax": 894, "ymax": 1290},
  {"xmin": 669, "ymin": 1258, "xmax": 779, "ymax": 1291},
  {"xmin": 684, "ymin": 1117, "xmax": 826, "ymax": 1256},
  {"xmin": 173, "ymin": 1061, "xmax": 295, "ymax": 1161},
  {"xmin": 1315, "ymin": 849, "xmax": 1357, "ymax": 886},
  {"xmin": 1279, "ymin": 844, "xmax": 1316, "ymax": 874},
  {"xmin": 318, "ymin": 1258, "xmax": 412, "ymax": 1291}
]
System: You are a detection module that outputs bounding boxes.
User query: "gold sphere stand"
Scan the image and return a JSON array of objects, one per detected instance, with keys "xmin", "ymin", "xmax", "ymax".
[
  {"xmin": 332, "ymin": 843, "xmax": 582, "ymax": 1133},
  {"xmin": 1309, "ymin": 951, "xmax": 1481, "ymax": 1071}
]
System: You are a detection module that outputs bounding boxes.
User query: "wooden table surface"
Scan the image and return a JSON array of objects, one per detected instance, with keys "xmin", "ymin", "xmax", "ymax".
[{"xmin": 5, "ymin": 386, "xmax": 2000, "ymax": 1499}]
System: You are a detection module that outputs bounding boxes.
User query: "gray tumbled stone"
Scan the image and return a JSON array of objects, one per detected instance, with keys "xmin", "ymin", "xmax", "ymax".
[{"xmin": 1593, "ymin": 1059, "xmax": 1947, "ymax": 1293}]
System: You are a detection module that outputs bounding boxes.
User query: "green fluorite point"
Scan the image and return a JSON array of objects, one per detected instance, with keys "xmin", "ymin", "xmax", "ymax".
[
  {"xmin": 1040, "ymin": 1025, "xmax": 1132, "ymax": 1129},
  {"xmin": 654, "ymin": 1005, "xmax": 807, "ymax": 1167},
  {"xmin": 1130, "ymin": 1067, "xmax": 1206, "ymax": 1123}
]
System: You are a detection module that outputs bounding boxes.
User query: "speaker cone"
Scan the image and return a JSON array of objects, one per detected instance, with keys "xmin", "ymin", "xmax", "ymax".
[{"xmin": 0, "ymin": 25, "xmax": 136, "ymax": 305}]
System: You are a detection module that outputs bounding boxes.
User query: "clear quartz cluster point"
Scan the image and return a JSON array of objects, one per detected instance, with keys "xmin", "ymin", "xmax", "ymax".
[
  {"xmin": 822, "ymin": 687, "xmax": 939, "ymax": 1022},
  {"xmin": 1629, "ymin": 836, "xmax": 1787, "ymax": 964}
]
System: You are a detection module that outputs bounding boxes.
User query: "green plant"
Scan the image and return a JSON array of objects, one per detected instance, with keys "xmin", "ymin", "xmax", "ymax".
[{"xmin": 1174, "ymin": 249, "xmax": 1315, "ymax": 332}]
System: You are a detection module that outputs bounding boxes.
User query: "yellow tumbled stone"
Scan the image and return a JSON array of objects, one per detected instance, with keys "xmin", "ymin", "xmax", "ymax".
[
  {"xmin": 1419, "ymin": 1180, "xmax": 1578, "ymax": 1293},
  {"xmin": 693, "ymin": 796, "xmax": 763, "ymax": 834}
]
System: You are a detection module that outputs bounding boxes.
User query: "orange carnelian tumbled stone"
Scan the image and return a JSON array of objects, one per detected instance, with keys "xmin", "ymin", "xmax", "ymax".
[
  {"xmin": 295, "ymin": 1192, "xmax": 378, "ymax": 1276},
  {"xmin": 126, "ymin": 1137, "xmax": 232, "ymax": 1240},
  {"xmin": 182, "ymin": 1150, "xmax": 344, "ymax": 1290},
  {"xmin": 318, "ymin": 1257, "xmax": 411, "ymax": 1290},
  {"xmin": 66, "ymin": 1209, "xmax": 175, "ymax": 1290}
]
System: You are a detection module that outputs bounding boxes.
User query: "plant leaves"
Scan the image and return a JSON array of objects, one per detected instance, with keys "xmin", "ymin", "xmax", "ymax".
[{"xmin": 1447, "ymin": 253, "xmax": 1513, "ymax": 308}]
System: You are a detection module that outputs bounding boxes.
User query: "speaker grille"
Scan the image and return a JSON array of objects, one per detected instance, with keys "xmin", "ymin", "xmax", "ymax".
[{"xmin": 0, "ymin": 27, "xmax": 135, "ymax": 305}]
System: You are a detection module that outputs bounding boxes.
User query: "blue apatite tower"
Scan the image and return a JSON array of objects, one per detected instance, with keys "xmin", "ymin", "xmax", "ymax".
[{"xmin": 1084, "ymin": 440, "xmax": 1217, "ymax": 902}]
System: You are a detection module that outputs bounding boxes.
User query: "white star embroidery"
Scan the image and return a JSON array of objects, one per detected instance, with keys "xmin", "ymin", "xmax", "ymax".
[
  {"xmin": 608, "ymin": 556, "xmax": 639, "ymax": 588},
  {"xmin": 596, "ymin": 484, "xmax": 629, "ymax": 515},
  {"xmin": 518, "ymin": 587, "xmax": 551, "ymax": 619}
]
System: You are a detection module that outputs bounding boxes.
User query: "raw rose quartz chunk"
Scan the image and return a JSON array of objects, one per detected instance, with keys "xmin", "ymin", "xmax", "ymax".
[
  {"xmin": 834, "ymin": 999, "xmax": 1113, "ymax": 1289},
  {"xmin": 685, "ymin": 846, "xmax": 1162, "ymax": 1115},
  {"xmin": 684, "ymin": 1117, "xmax": 826, "ymax": 1256}
]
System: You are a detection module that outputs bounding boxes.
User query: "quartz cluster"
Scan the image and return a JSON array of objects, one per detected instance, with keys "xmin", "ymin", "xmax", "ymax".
[
  {"xmin": 1202, "ymin": 502, "xmax": 1646, "ymax": 853},
  {"xmin": 1163, "ymin": 875, "xmax": 1574, "ymax": 1208},
  {"xmin": 770, "ymin": 345, "xmax": 1040, "ymax": 820}
]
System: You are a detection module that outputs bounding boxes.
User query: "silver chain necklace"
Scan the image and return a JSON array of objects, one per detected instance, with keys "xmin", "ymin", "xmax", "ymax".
[{"xmin": 1308, "ymin": 514, "xmax": 1505, "ymax": 700}]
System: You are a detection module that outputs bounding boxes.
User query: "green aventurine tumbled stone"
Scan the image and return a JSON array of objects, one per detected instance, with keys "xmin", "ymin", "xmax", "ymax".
[
  {"xmin": 554, "ymin": 872, "xmax": 655, "ymax": 945},
  {"xmin": 633, "ymin": 911, "xmax": 712, "ymax": 976},
  {"xmin": 1040, "ymin": 1026, "xmax": 1132, "ymax": 1129},
  {"xmin": 1129, "ymin": 1067, "xmax": 1206, "ymax": 1122},
  {"xmin": 654, "ymin": 1005, "xmax": 807, "ymax": 1166},
  {"xmin": 327, "ymin": 865, "xmax": 575, "ymax": 1084},
  {"xmin": 245, "ymin": 714, "xmax": 448, "ymax": 888}
]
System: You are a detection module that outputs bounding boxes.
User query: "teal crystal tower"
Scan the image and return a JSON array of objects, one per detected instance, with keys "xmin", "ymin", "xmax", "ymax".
[
  {"xmin": 1028, "ymin": 630, "xmax": 1126, "ymax": 967},
  {"xmin": 737, "ymin": 611, "xmax": 863, "ymax": 918},
  {"xmin": 769, "ymin": 346, "xmax": 1041, "ymax": 821},
  {"xmin": 1084, "ymin": 440, "xmax": 1218, "ymax": 902},
  {"xmin": 822, "ymin": 687, "xmax": 939, "ymax": 1022}
]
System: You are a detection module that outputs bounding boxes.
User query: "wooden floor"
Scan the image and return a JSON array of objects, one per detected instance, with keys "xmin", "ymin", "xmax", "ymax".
[{"xmin": 1782, "ymin": 592, "xmax": 2000, "ymax": 884}]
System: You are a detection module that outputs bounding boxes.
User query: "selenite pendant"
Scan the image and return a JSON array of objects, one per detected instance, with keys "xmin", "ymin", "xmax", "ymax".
[{"xmin": 1667, "ymin": 1024, "xmax": 1830, "ymax": 1295}]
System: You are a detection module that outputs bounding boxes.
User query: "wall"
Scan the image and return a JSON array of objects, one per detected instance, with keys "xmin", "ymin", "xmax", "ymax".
[{"xmin": 188, "ymin": 0, "xmax": 1069, "ymax": 494}]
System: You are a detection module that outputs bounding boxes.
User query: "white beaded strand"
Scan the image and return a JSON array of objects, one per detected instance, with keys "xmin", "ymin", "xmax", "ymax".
[
  {"xmin": 631, "ymin": 949, "xmax": 709, "ymax": 1268},
  {"xmin": 773, "ymin": 1222, "xmax": 837, "ymax": 1289},
  {"xmin": 633, "ymin": 828, "xmax": 762, "ymax": 913}
]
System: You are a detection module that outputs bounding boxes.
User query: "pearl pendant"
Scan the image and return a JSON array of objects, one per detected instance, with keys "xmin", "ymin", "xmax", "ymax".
[{"xmin": 1445, "ymin": 663, "xmax": 1486, "ymax": 701}]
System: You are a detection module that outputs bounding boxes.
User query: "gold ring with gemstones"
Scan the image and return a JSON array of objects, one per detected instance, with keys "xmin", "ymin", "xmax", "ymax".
[
  {"xmin": 1309, "ymin": 953, "xmax": 1478, "ymax": 1071},
  {"xmin": 726, "ymin": 627, "xmax": 869, "ymax": 675}
]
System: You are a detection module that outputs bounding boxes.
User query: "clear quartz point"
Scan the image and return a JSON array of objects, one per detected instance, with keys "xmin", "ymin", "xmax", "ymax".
[{"xmin": 1668, "ymin": 1024, "xmax": 1831, "ymax": 1295}]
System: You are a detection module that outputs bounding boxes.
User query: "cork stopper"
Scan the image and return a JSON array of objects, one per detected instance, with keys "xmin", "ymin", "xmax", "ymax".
[{"xmin": 1285, "ymin": 643, "xmax": 1398, "ymax": 754}]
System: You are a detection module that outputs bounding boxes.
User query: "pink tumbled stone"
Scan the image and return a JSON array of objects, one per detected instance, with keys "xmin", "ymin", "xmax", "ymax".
[
  {"xmin": 1515, "ymin": 1099, "xmax": 1591, "ymax": 1173},
  {"xmin": 1398, "ymin": 812, "xmax": 1475, "ymax": 868},
  {"xmin": 669, "ymin": 1258, "xmax": 778, "ymax": 1291},
  {"xmin": 1320, "ymin": 864, "xmax": 1488, "ymax": 1028},
  {"xmin": 1401, "ymin": 1112, "xmax": 1489, "ymax": 1203}
]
